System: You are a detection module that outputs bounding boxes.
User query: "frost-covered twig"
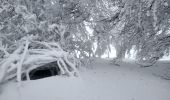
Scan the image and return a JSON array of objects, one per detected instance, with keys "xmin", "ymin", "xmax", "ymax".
[
  {"xmin": 59, "ymin": 58, "xmax": 71, "ymax": 76},
  {"xmin": 17, "ymin": 39, "xmax": 29, "ymax": 84},
  {"xmin": 63, "ymin": 54, "xmax": 79, "ymax": 76},
  {"xmin": 57, "ymin": 60, "xmax": 65, "ymax": 75},
  {"xmin": 0, "ymin": 43, "xmax": 9, "ymax": 57}
]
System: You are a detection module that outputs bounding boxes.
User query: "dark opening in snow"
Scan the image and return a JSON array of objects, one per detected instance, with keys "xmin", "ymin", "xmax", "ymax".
[{"xmin": 29, "ymin": 61, "xmax": 60, "ymax": 80}]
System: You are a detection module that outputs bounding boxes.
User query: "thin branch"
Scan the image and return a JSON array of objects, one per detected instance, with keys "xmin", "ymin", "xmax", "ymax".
[{"xmin": 16, "ymin": 39, "xmax": 29, "ymax": 84}]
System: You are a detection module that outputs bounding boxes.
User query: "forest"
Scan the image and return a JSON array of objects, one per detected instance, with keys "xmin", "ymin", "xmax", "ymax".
[
  {"xmin": 0, "ymin": 0, "xmax": 170, "ymax": 100},
  {"xmin": 0, "ymin": 0, "xmax": 170, "ymax": 65}
]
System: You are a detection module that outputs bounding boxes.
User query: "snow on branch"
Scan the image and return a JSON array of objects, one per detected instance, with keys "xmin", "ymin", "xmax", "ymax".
[
  {"xmin": 0, "ymin": 45, "xmax": 9, "ymax": 58},
  {"xmin": 0, "ymin": 35, "xmax": 79, "ymax": 85}
]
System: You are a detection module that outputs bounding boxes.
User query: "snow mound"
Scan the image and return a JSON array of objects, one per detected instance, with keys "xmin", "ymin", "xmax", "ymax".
[{"xmin": 0, "ymin": 59, "xmax": 170, "ymax": 100}]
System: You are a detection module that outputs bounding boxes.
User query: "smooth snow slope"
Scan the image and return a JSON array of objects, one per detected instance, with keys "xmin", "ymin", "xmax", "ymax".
[{"xmin": 0, "ymin": 59, "xmax": 170, "ymax": 100}]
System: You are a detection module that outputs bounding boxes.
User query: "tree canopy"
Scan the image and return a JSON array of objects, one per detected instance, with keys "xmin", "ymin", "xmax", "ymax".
[{"xmin": 0, "ymin": 0, "xmax": 170, "ymax": 66}]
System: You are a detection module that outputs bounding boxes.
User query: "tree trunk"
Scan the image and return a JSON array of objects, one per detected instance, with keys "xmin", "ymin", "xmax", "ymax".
[{"xmin": 112, "ymin": 43, "xmax": 126, "ymax": 65}]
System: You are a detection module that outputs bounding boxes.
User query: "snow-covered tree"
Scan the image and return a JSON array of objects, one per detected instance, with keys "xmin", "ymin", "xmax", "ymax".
[
  {"xmin": 106, "ymin": 0, "xmax": 170, "ymax": 66},
  {"xmin": 1, "ymin": 0, "xmax": 170, "ymax": 75},
  {"xmin": 0, "ymin": 0, "xmax": 90, "ymax": 84}
]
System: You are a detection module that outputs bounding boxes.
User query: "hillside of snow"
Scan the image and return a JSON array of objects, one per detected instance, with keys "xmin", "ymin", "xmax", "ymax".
[{"xmin": 0, "ymin": 59, "xmax": 170, "ymax": 100}]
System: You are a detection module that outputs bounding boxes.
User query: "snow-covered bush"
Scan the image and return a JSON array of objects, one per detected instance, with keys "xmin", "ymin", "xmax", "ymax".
[{"xmin": 0, "ymin": 36, "xmax": 79, "ymax": 85}]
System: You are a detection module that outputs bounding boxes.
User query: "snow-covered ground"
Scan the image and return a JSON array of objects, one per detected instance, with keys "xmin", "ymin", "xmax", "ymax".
[{"xmin": 0, "ymin": 59, "xmax": 170, "ymax": 100}]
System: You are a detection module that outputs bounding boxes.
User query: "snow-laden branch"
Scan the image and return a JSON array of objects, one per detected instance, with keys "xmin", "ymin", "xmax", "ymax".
[
  {"xmin": 0, "ymin": 36, "xmax": 79, "ymax": 85},
  {"xmin": 17, "ymin": 39, "xmax": 29, "ymax": 84},
  {"xmin": 0, "ymin": 43, "xmax": 9, "ymax": 57}
]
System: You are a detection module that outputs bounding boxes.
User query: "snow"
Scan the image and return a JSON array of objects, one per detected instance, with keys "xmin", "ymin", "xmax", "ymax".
[
  {"xmin": 164, "ymin": 2, "xmax": 168, "ymax": 6},
  {"xmin": 0, "ymin": 59, "xmax": 170, "ymax": 100}
]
